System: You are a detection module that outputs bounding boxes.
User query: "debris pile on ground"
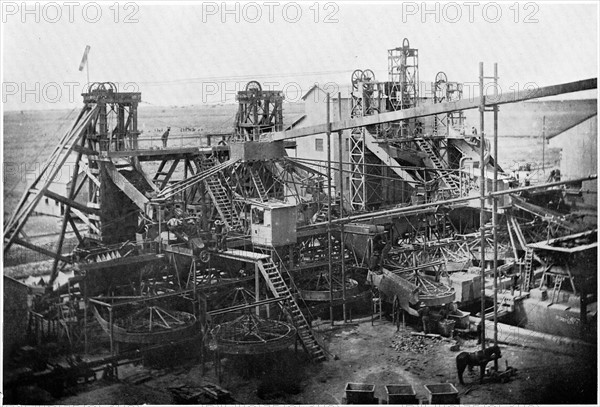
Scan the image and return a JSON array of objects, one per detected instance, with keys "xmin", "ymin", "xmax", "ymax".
[{"xmin": 390, "ymin": 332, "xmax": 443, "ymax": 354}]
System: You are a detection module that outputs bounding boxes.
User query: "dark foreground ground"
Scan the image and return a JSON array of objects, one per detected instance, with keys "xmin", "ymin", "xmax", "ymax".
[{"xmin": 17, "ymin": 319, "xmax": 591, "ymax": 405}]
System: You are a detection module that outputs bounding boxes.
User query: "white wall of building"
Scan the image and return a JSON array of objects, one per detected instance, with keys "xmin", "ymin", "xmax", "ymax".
[
  {"xmin": 548, "ymin": 115, "xmax": 597, "ymax": 191},
  {"xmin": 287, "ymin": 86, "xmax": 352, "ymax": 198}
]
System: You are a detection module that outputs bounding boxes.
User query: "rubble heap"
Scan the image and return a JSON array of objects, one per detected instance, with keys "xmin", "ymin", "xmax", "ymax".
[{"xmin": 390, "ymin": 332, "xmax": 443, "ymax": 354}]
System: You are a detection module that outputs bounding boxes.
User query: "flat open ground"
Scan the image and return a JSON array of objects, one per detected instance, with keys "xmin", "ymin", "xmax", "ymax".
[{"xmin": 56, "ymin": 318, "xmax": 596, "ymax": 405}]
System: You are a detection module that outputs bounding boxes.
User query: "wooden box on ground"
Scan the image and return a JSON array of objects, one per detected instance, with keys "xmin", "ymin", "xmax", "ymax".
[
  {"xmin": 344, "ymin": 383, "xmax": 376, "ymax": 404},
  {"xmin": 384, "ymin": 384, "xmax": 417, "ymax": 404},
  {"xmin": 424, "ymin": 383, "xmax": 459, "ymax": 404}
]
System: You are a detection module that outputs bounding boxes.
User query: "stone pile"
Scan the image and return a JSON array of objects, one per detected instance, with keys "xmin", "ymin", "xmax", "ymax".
[{"xmin": 390, "ymin": 332, "xmax": 442, "ymax": 354}]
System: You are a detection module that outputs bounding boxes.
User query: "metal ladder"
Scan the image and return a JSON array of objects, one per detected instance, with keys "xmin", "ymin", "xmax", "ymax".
[
  {"xmin": 522, "ymin": 248, "xmax": 534, "ymax": 292},
  {"xmin": 257, "ymin": 258, "xmax": 326, "ymax": 362},
  {"xmin": 415, "ymin": 138, "xmax": 461, "ymax": 195},
  {"xmin": 551, "ymin": 275, "xmax": 565, "ymax": 303},
  {"xmin": 250, "ymin": 169, "xmax": 268, "ymax": 201}
]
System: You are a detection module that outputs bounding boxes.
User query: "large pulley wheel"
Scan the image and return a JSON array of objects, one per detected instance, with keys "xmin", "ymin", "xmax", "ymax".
[
  {"xmin": 245, "ymin": 81, "xmax": 262, "ymax": 92},
  {"xmin": 435, "ymin": 71, "xmax": 448, "ymax": 85},
  {"xmin": 351, "ymin": 69, "xmax": 363, "ymax": 90},
  {"xmin": 362, "ymin": 69, "xmax": 375, "ymax": 82}
]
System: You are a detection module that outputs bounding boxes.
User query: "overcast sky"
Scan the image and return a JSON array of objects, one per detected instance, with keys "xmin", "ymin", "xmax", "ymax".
[{"xmin": 2, "ymin": 1, "xmax": 598, "ymax": 110}]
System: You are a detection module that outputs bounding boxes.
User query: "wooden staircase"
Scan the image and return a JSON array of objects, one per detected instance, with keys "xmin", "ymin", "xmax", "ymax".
[
  {"xmin": 257, "ymin": 258, "xmax": 326, "ymax": 362},
  {"xmin": 204, "ymin": 176, "xmax": 242, "ymax": 230},
  {"xmin": 415, "ymin": 138, "xmax": 460, "ymax": 195},
  {"xmin": 197, "ymin": 157, "xmax": 242, "ymax": 230},
  {"xmin": 250, "ymin": 169, "xmax": 268, "ymax": 201}
]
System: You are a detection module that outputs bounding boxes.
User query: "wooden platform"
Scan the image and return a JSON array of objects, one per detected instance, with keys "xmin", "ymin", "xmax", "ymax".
[
  {"xmin": 107, "ymin": 146, "xmax": 220, "ymax": 161},
  {"xmin": 215, "ymin": 248, "xmax": 270, "ymax": 262}
]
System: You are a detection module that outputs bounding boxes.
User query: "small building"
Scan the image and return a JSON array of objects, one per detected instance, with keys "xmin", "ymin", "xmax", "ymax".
[
  {"xmin": 3, "ymin": 275, "xmax": 30, "ymax": 355},
  {"xmin": 286, "ymin": 85, "xmax": 351, "ymax": 198},
  {"xmin": 288, "ymin": 85, "xmax": 414, "ymax": 209},
  {"xmin": 250, "ymin": 201, "xmax": 297, "ymax": 247}
]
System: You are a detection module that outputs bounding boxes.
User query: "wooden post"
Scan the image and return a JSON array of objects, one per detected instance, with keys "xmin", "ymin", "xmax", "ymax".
[
  {"xmin": 109, "ymin": 306, "xmax": 114, "ymax": 356},
  {"xmin": 492, "ymin": 62, "xmax": 499, "ymax": 369},
  {"xmin": 50, "ymin": 138, "xmax": 84, "ymax": 286},
  {"xmin": 193, "ymin": 260, "xmax": 197, "ymax": 312},
  {"xmin": 338, "ymin": 91, "xmax": 347, "ymax": 324},
  {"xmin": 157, "ymin": 204, "xmax": 163, "ymax": 253},
  {"xmin": 84, "ymin": 278, "xmax": 88, "ymax": 355},
  {"xmin": 255, "ymin": 263, "xmax": 260, "ymax": 316}
]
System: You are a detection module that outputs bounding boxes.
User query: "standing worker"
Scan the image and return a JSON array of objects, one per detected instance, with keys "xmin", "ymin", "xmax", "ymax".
[
  {"xmin": 162, "ymin": 127, "xmax": 171, "ymax": 149},
  {"xmin": 214, "ymin": 219, "xmax": 228, "ymax": 252},
  {"xmin": 418, "ymin": 302, "xmax": 430, "ymax": 334}
]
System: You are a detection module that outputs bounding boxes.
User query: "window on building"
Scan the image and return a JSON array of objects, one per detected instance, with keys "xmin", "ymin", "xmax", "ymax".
[
  {"xmin": 252, "ymin": 207, "xmax": 264, "ymax": 225},
  {"xmin": 345, "ymin": 138, "xmax": 349, "ymax": 152},
  {"xmin": 315, "ymin": 138, "xmax": 323, "ymax": 152}
]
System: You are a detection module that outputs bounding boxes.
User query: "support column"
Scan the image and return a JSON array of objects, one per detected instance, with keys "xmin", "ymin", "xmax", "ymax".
[
  {"xmin": 131, "ymin": 103, "xmax": 139, "ymax": 150},
  {"xmin": 255, "ymin": 263, "xmax": 260, "ymax": 316},
  {"xmin": 83, "ymin": 278, "xmax": 88, "ymax": 355},
  {"xmin": 338, "ymin": 92, "xmax": 347, "ymax": 323},
  {"xmin": 492, "ymin": 62, "xmax": 499, "ymax": 368},
  {"xmin": 326, "ymin": 93, "xmax": 334, "ymax": 326},
  {"xmin": 109, "ymin": 306, "xmax": 114, "ymax": 355},
  {"xmin": 479, "ymin": 62, "xmax": 486, "ymax": 353}
]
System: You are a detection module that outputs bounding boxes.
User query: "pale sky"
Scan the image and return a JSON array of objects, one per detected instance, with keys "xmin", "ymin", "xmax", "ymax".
[{"xmin": 2, "ymin": 1, "xmax": 598, "ymax": 110}]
